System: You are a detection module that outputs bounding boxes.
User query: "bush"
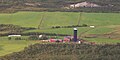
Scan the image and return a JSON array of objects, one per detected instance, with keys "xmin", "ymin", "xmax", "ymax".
[
  {"xmin": 8, "ymin": 37, "xmax": 11, "ymax": 40},
  {"xmin": 15, "ymin": 37, "xmax": 22, "ymax": 40},
  {"xmin": 51, "ymin": 24, "xmax": 88, "ymax": 29},
  {"xmin": 52, "ymin": 26, "xmax": 61, "ymax": 29},
  {"xmin": 39, "ymin": 35, "xmax": 48, "ymax": 40},
  {"xmin": 82, "ymin": 24, "xmax": 88, "ymax": 27},
  {"xmin": 28, "ymin": 35, "xmax": 39, "ymax": 40}
]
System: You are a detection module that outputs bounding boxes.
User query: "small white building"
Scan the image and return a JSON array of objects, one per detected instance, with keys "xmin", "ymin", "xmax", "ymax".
[
  {"xmin": 8, "ymin": 35, "xmax": 21, "ymax": 37},
  {"xmin": 39, "ymin": 35, "xmax": 43, "ymax": 38},
  {"xmin": 90, "ymin": 26, "xmax": 95, "ymax": 28}
]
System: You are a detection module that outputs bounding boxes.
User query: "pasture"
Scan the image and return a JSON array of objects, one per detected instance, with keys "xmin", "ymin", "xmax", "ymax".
[
  {"xmin": 0, "ymin": 39, "xmax": 39, "ymax": 56},
  {"xmin": 0, "ymin": 12, "xmax": 119, "ymax": 35},
  {"xmin": 0, "ymin": 12, "xmax": 120, "ymax": 40},
  {"xmin": 85, "ymin": 38, "xmax": 120, "ymax": 44},
  {"xmin": 0, "ymin": 12, "xmax": 120, "ymax": 27}
]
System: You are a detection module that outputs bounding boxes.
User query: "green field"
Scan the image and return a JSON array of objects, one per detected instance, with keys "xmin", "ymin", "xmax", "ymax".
[
  {"xmin": 0, "ymin": 12, "xmax": 120, "ymax": 35},
  {"xmin": 0, "ymin": 39, "xmax": 39, "ymax": 56},
  {"xmin": 0, "ymin": 12, "xmax": 120, "ymax": 56},
  {"xmin": 0, "ymin": 12, "xmax": 120, "ymax": 27},
  {"xmin": 85, "ymin": 38, "xmax": 120, "ymax": 44},
  {"xmin": 0, "ymin": 12, "xmax": 120, "ymax": 40}
]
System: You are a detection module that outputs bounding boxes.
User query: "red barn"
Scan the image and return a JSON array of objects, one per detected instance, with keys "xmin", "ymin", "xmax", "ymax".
[
  {"xmin": 49, "ymin": 39, "xmax": 63, "ymax": 42},
  {"xmin": 63, "ymin": 36, "xmax": 71, "ymax": 42}
]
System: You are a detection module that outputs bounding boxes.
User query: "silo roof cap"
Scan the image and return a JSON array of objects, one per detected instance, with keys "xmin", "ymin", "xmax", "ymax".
[{"xmin": 74, "ymin": 28, "xmax": 77, "ymax": 30}]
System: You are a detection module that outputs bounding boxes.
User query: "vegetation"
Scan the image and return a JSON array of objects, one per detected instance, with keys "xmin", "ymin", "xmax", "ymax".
[
  {"xmin": 0, "ymin": 12, "xmax": 120, "ymax": 41},
  {"xmin": 0, "ymin": 12, "xmax": 120, "ymax": 35},
  {"xmin": 0, "ymin": 39, "xmax": 39, "ymax": 56},
  {"xmin": 85, "ymin": 38, "xmax": 120, "ymax": 44},
  {"xmin": 0, "ymin": 0, "xmax": 120, "ymax": 13},
  {"xmin": 0, "ymin": 0, "xmax": 120, "ymax": 59},
  {"xmin": 52, "ymin": 24, "xmax": 88, "ymax": 29},
  {"xmin": 0, "ymin": 12, "xmax": 120, "ymax": 57},
  {"xmin": 0, "ymin": 43, "xmax": 120, "ymax": 60},
  {"xmin": 0, "ymin": 12, "xmax": 120, "ymax": 27},
  {"xmin": 0, "ymin": 24, "xmax": 36, "ymax": 34}
]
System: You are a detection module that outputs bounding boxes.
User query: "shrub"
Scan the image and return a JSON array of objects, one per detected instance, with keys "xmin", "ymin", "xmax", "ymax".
[
  {"xmin": 39, "ymin": 35, "xmax": 48, "ymax": 40},
  {"xmin": 15, "ymin": 37, "xmax": 22, "ymax": 40},
  {"xmin": 8, "ymin": 37, "xmax": 11, "ymax": 40},
  {"xmin": 28, "ymin": 35, "xmax": 39, "ymax": 40},
  {"xmin": 82, "ymin": 24, "xmax": 88, "ymax": 27}
]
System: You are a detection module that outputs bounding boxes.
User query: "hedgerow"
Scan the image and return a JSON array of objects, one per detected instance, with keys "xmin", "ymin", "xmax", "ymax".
[{"xmin": 0, "ymin": 43, "xmax": 120, "ymax": 60}]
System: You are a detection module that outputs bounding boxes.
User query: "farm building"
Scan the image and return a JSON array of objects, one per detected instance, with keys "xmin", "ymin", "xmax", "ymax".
[
  {"xmin": 49, "ymin": 39, "xmax": 63, "ymax": 42},
  {"xmin": 8, "ymin": 35, "xmax": 21, "ymax": 37}
]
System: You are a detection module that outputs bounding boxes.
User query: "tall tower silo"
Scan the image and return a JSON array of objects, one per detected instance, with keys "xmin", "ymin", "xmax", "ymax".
[{"xmin": 74, "ymin": 28, "xmax": 77, "ymax": 42}]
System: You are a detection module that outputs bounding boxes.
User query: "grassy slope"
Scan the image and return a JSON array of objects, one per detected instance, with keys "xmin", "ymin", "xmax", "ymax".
[
  {"xmin": 0, "ymin": 12, "xmax": 120, "ymax": 27},
  {"xmin": 0, "ymin": 12, "xmax": 119, "ymax": 34},
  {"xmin": 85, "ymin": 38, "xmax": 120, "ymax": 44},
  {"xmin": 82, "ymin": 13, "xmax": 120, "ymax": 26},
  {"xmin": 0, "ymin": 37, "xmax": 39, "ymax": 56},
  {"xmin": 0, "ymin": 12, "xmax": 120, "ymax": 37},
  {"xmin": 0, "ymin": 12, "xmax": 78, "ymax": 28},
  {"xmin": 0, "ymin": 12, "xmax": 120, "ymax": 56},
  {"xmin": 0, "ymin": 39, "xmax": 39, "ymax": 56}
]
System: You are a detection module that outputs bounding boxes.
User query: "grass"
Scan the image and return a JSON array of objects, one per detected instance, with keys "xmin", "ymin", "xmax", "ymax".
[
  {"xmin": 85, "ymin": 38, "xmax": 120, "ymax": 44},
  {"xmin": 82, "ymin": 13, "xmax": 120, "ymax": 26},
  {"xmin": 0, "ymin": 12, "xmax": 120, "ymax": 27},
  {"xmin": 0, "ymin": 12, "xmax": 119, "ymax": 35},
  {"xmin": 85, "ymin": 26, "xmax": 114, "ymax": 34},
  {"xmin": 0, "ymin": 39, "xmax": 39, "ymax": 56},
  {"xmin": 24, "ymin": 27, "xmax": 91, "ymax": 35},
  {"xmin": 0, "ymin": 12, "xmax": 78, "ymax": 28}
]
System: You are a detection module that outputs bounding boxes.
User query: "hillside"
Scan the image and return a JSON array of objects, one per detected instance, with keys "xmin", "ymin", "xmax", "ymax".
[
  {"xmin": 0, "ymin": 12, "xmax": 120, "ymax": 43},
  {"xmin": 1, "ymin": 12, "xmax": 120, "ymax": 27},
  {"xmin": 0, "ymin": 0, "xmax": 120, "ymax": 58},
  {"xmin": 0, "ymin": 12, "xmax": 120, "ymax": 33},
  {"xmin": 0, "ymin": 0, "xmax": 120, "ymax": 13},
  {"xmin": 0, "ymin": 43, "xmax": 120, "ymax": 60}
]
